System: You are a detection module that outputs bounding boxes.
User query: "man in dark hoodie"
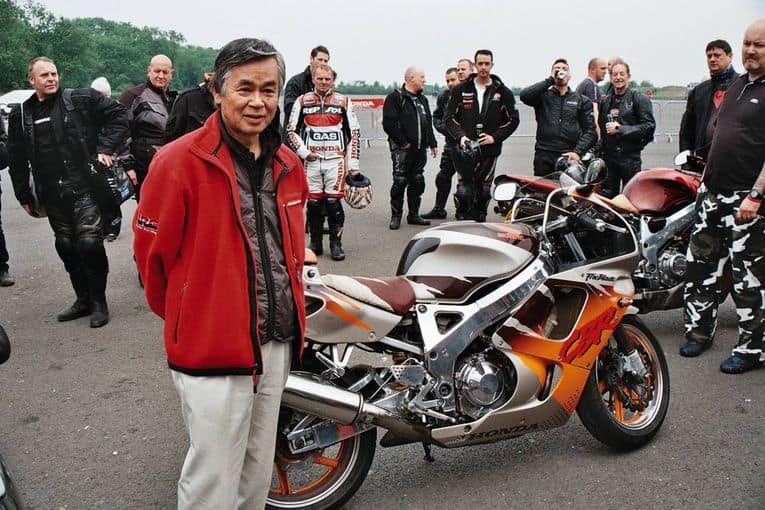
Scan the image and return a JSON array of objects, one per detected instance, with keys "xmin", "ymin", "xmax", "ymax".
[
  {"xmin": 679, "ymin": 39, "xmax": 737, "ymax": 160},
  {"xmin": 445, "ymin": 49, "xmax": 520, "ymax": 221},
  {"xmin": 118, "ymin": 54, "xmax": 177, "ymax": 200}
]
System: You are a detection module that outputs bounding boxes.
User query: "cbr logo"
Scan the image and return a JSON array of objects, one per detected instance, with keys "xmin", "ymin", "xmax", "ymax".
[
  {"xmin": 462, "ymin": 424, "xmax": 537, "ymax": 441},
  {"xmin": 560, "ymin": 308, "xmax": 618, "ymax": 364},
  {"xmin": 585, "ymin": 273, "xmax": 615, "ymax": 282},
  {"xmin": 310, "ymin": 131, "xmax": 340, "ymax": 141}
]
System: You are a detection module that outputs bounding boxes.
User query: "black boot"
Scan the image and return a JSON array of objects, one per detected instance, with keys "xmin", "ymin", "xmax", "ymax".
[
  {"xmin": 389, "ymin": 203, "xmax": 403, "ymax": 230},
  {"xmin": 90, "ymin": 299, "xmax": 109, "ymax": 328},
  {"xmin": 325, "ymin": 198, "xmax": 346, "ymax": 260},
  {"xmin": 329, "ymin": 232, "xmax": 345, "ymax": 261},
  {"xmin": 421, "ymin": 191, "xmax": 448, "ymax": 219},
  {"xmin": 57, "ymin": 270, "xmax": 91, "ymax": 322},
  {"xmin": 406, "ymin": 197, "xmax": 430, "ymax": 226},
  {"xmin": 306, "ymin": 199, "xmax": 325, "ymax": 255}
]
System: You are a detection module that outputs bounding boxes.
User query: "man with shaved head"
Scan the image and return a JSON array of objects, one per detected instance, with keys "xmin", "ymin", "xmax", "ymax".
[
  {"xmin": 382, "ymin": 66, "xmax": 438, "ymax": 229},
  {"xmin": 119, "ymin": 54, "xmax": 178, "ymax": 199},
  {"xmin": 682, "ymin": 18, "xmax": 765, "ymax": 374}
]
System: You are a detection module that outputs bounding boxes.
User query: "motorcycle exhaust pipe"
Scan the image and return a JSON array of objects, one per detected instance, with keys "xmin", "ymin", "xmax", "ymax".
[{"xmin": 282, "ymin": 374, "xmax": 430, "ymax": 443}]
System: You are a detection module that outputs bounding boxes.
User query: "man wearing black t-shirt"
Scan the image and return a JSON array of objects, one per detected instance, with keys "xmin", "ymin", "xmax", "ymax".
[{"xmin": 681, "ymin": 18, "xmax": 765, "ymax": 374}]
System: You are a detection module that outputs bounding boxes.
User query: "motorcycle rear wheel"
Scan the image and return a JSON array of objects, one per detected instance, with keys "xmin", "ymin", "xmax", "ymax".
[
  {"xmin": 266, "ymin": 415, "xmax": 376, "ymax": 510},
  {"xmin": 576, "ymin": 315, "xmax": 670, "ymax": 451}
]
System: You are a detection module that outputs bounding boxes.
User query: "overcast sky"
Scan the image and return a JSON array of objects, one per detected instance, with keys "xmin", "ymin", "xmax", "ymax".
[{"xmin": 40, "ymin": 0, "xmax": 763, "ymax": 88}]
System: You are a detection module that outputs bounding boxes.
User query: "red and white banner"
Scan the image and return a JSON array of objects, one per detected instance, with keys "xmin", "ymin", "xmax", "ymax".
[{"xmin": 350, "ymin": 97, "xmax": 385, "ymax": 110}]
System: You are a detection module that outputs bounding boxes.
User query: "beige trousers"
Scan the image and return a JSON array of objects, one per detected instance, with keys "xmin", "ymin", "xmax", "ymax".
[{"xmin": 172, "ymin": 341, "xmax": 292, "ymax": 510}]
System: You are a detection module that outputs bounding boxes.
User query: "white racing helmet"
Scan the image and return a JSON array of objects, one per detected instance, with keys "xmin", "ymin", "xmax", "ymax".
[{"xmin": 344, "ymin": 172, "xmax": 373, "ymax": 209}]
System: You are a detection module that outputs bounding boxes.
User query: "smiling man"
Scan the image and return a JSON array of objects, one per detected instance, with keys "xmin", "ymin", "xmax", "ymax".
[{"xmin": 133, "ymin": 38, "xmax": 307, "ymax": 508}]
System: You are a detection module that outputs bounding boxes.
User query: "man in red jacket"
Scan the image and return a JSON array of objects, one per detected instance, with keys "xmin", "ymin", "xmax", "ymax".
[{"xmin": 133, "ymin": 38, "xmax": 307, "ymax": 509}]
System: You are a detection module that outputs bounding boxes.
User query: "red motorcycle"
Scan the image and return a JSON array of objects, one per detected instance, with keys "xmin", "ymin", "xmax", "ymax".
[{"xmin": 492, "ymin": 151, "xmax": 728, "ymax": 313}]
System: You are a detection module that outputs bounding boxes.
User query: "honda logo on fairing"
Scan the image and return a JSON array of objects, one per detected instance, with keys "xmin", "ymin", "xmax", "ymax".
[{"xmin": 446, "ymin": 424, "xmax": 538, "ymax": 444}]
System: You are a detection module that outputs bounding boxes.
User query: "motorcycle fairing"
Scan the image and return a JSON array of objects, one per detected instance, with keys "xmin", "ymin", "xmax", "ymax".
[
  {"xmin": 430, "ymin": 255, "xmax": 635, "ymax": 448},
  {"xmin": 400, "ymin": 222, "xmax": 538, "ymax": 302}
]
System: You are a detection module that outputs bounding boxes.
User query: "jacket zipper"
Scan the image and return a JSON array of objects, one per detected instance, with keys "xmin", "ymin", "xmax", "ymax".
[{"xmin": 253, "ymin": 165, "xmax": 277, "ymax": 342}]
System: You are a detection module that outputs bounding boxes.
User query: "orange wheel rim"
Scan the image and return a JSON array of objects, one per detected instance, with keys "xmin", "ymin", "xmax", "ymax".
[{"xmin": 270, "ymin": 442, "xmax": 347, "ymax": 496}]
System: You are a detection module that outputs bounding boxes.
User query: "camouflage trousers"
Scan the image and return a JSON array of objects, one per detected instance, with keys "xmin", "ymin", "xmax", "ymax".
[{"xmin": 683, "ymin": 187, "xmax": 765, "ymax": 361}]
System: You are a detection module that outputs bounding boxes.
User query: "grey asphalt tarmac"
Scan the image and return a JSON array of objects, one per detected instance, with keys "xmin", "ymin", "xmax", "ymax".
[{"xmin": 0, "ymin": 136, "xmax": 762, "ymax": 509}]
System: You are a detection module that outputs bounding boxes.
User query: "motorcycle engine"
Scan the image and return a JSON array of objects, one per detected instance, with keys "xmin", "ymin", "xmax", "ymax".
[
  {"xmin": 658, "ymin": 246, "xmax": 687, "ymax": 287},
  {"xmin": 455, "ymin": 352, "xmax": 515, "ymax": 419}
]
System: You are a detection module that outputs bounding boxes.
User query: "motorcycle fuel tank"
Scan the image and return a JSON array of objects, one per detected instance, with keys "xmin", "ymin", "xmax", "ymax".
[
  {"xmin": 398, "ymin": 222, "xmax": 538, "ymax": 302},
  {"xmin": 622, "ymin": 168, "xmax": 700, "ymax": 216}
]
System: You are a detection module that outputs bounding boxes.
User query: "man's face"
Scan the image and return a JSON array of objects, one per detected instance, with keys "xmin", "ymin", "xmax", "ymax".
[
  {"xmin": 742, "ymin": 24, "xmax": 765, "ymax": 78},
  {"xmin": 475, "ymin": 54, "xmax": 494, "ymax": 80},
  {"xmin": 213, "ymin": 58, "xmax": 280, "ymax": 146},
  {"xmin": 593, "ymin": 59, "xmax": 607, "ymax": 81},
  {"xmin": 310, "ymin": 51, "xmax": 329, "ymax": 68},
  {"xmin": 456, "ymin": 60, "xmax": 472, "ymax": 81},
  {"xmin": 148, "ymin": 61, "xmax": 173, "ymax": 91},
  {"xmin": 407, "ymin": 71, "xmax": 426, "ymax": 93},
  {"xmin": 551, "ymin": 62, "xmax": 570, "ymax": 85},
  {"xmin": 313, "ymin": 68, "xmax": 334, "ymax": 95},
  {"xmin": 706, "ymin": 47, "xmax": 733, "ymax": 74},
  {"xmin": 29, "ymin": 61, "xmax": 59, "ymax": 99},
  {"xmin": 445, "ymin": 71, "xmax": 459, "ymax": 90},
  {"xmin": 610, "ymin": 64, "xmax": 630, "ymax": 93}
]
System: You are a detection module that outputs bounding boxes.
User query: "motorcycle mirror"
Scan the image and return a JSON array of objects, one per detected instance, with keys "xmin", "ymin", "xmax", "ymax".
[
  {"xmin": 674, "ymin": 150, "xmax": 691, "ymax": 167},
  {"xmin": 0, "ymin": 324, "xmax": 10, "ymax": 365},
  {"xmin": 492, "ymin": 182, "xmax": 518, "ymax": 202}
]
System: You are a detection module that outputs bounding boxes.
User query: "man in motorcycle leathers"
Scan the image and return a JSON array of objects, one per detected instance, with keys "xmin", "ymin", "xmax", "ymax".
[
  {"xmin": 382, "ymin": 66, "xmax": 438, "ymax": 229},
  {"xmin": 682, "ymin": 18, "xmax": 765, "ymax": 374},
  {"xmin": 679, "ymin": 39, "xmax": 737, "ymax": 160},
  {"xmin": 597, "ymin": 61, "xmax": 655, "ymax": 198},
  {"xmin": 520, "ymin": 58, "xmax": 597, "ymax": 176},
  {"xmin": 7, "ymin": 56, "xmax": 128, "ymax": 327},
  {"xmin": 445, "ymin": 49, "xmax": 520, "ymax": 222},
  {"xmin": 118, "ymin": 54, "xmax": 177, "ymax": 200},
  {"xmin": 287, "ymin": 64, "xmax": 360, "ymax": 261},
  {"xmin": 422, "ymin": 67, "xmax": 460, "ymax": 220}
]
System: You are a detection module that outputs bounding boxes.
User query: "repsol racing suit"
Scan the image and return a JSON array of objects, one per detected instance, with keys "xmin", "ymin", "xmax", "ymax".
[
  {"xmin": 286, "ymin": 89, "xmax": 359, "ymax": 260},
  {"xmin": 445, "ymin": 73, "xmax": 520, "ymax": 221}
]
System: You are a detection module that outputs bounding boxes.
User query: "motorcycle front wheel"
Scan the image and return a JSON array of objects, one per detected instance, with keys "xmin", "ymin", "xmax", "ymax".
[
  {"xmin": 266, "ymin": 408, "xmax": 377, "ymax": 510},
  {"xmin": 576, "ymin": 315, "xmax": 670, "ymax": 451}
]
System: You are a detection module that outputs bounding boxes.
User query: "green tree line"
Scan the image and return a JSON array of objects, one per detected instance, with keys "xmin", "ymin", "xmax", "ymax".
[{"xmin": 0, "ymin": 0, "xmax": 217, "ymax": 94}]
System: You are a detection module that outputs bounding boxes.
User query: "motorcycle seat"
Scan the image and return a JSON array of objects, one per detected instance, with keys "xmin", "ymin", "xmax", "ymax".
[
  {"xmin": 321, "ymin": 274, "xmax": 416, "ymax": 315},
  {"xmin": 496, "ymin": 174, "xmax": 560, "ymax": 193}
]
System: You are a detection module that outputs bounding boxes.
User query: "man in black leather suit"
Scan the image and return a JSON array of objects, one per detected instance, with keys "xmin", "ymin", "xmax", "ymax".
[{"xmin": 7, "ymin": 56, "xmax": 128, "ymax": 327}]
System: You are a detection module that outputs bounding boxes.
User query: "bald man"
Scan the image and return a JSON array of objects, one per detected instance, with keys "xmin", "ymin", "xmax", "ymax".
[
  {"xmin": 382, "ymin": 66, "xmax": 438, "ymax": 229},
  {"xmin": 119, "ymin": 54, "xmax": 178, "ymax": 199}
]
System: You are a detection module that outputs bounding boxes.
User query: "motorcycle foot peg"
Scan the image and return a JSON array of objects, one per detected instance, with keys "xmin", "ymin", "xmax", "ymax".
[{"xmin": 422, "ymin": 442, "xmax": 435, "ymax": 463}]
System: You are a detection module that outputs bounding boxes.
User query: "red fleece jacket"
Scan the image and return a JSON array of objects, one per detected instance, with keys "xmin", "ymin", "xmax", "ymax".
[{"xmin": 133, "ymin": 115, "xmax": 307, "ymax": 376}]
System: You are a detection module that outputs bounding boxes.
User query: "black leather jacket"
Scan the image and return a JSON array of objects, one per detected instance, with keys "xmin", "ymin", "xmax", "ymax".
[
  {"xmin": 432, "ymin": 88, "xmax": 456, "ymax": 144},
  {"xmin": 520, "ymin": 77, "xmax": 597, "ymax": 155},
  {"xmin": 283, "ymin": 66, "xmax": 313, "ymax": 125},
  {"xmin": 679, "ymin": 67, "xmax": 737, "ymax": 158},
  {"xmin": 598, "ymin": 89, "xmax": 656, "ymax": 156},
  {"xmin": 445, "ymin": 73, "xmax": 520, "ymax": 157},
  {"xmin": 7, "ymin": 88, "xmax": 128, "ymax": 206},
  {"xmin": 0, "ymin": 118, "xmax": 8, "ymax": 170},
  {"xmin": 164, "ymin": 83, "xmax": 216, "ymax": 143},
  {"xmin": 382, "ymin": 87, "xmax": 437, "ymax": 150}
]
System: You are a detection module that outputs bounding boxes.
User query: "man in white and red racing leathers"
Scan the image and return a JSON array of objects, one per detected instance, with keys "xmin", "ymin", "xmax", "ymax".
[{"xmin": 287, "ymin": 64, "xmax": 360, "ymax": 261}]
